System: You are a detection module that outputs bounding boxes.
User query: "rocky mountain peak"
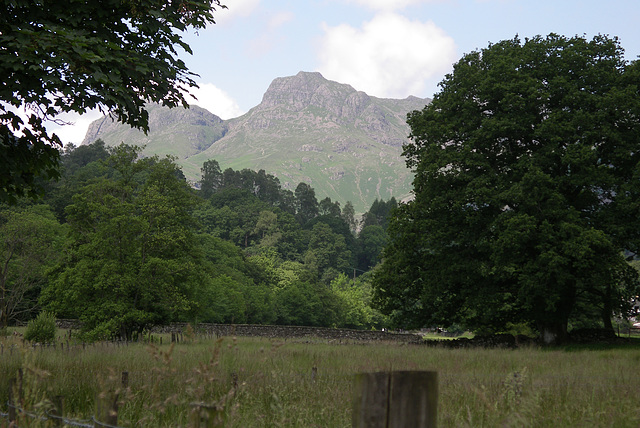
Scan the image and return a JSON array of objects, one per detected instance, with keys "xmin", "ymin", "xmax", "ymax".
[
  {"xmin": 260, "ymin": 71, "xmax": 356, "ymax": 113},
  {"xmin": 80, "ymin": 71, "xmax": 431, "ymax": 212}
]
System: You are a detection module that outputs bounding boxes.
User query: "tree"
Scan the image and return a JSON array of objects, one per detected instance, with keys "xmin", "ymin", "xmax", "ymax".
[
  {"xmin": 274, "ymin": 280, "xmax": 341, "ymax": 327},
  {"xmin": 294, "ymin": 182, "xmax": 319, "ymax": 225},
  {"xmin": 200, "ymin": 159, "xmax": 223, "ymax": 198},
  {"xmin": 373, "ymin": 34, "xmax": 640, "ymax": 344},
  {"xmin": 0, "ymin": 0, "xmax": 224, "ymax": 203},
  {"xmin": 341, "ymin": 201, "xmax": 358, "ymax": 235},
  {"xmin": 42, "ymin": 145, "xmax": 202, "ymax": 340},
  {"xmin": 319, "ymin": 197, "xmax": 341, "ymax": 217},
  {"xmin": 195, "ymin": 233, "xmax": 276, "ymax": 324},
  {"xmin": 361, "ymin": 198, "xmax": 397, "ymax": 229},
  {"xmin": 195, "ymin": 187, "xmax": 267, "ymax": 247},
  {"xmin": 0, "ymin": 204, "xmax": 66, "ymax": 328},
  {"xmin": 305, "ymin": 222, "xmax": 352, "ymax": 283},
  {"xmin": 356, "ymin": 225, "xmax": 387, "ymax": 272},
  {"xmin": 42, "ymin": 140, "xmax": 112, "ymax": 221},
  {"xmin": 331, "ymin": 273, "xmax": 389, "ymax": 329},
  {"xmin": 61, "ymin": 140, "xmax": 110, "ymax": 175}
]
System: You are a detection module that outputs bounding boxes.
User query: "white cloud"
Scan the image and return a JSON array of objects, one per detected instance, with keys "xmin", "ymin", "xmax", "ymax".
[
  {"xmin": 267, "ymin": 11, "xmax": 294, "ymax": 31},
  {"xmin": 248, "ymin": 10, "xmax": 294, "ymax": 56},
  {"xmin": 46, "ymin": 83, "xmax": 243, "ymax": 146},
  {"xmin": 187, "ymin": 82, "xmax": 245, "ymax": 119},
  {"xmin": 46, "ymin": 82, "xmax": 243, "ymax": 146},
  {"xmin": 343, "ymin": 0, "xmax": 443, "ymax": 12},
  {"xmin": 2, "ymin": 101, "xmax": 103, "ymax": 146},
  {"xmin": 215, "ymin": 0, "xmax": 261, "ymax": 24},
  {"xmin": 317, "ymin": 12, "xmax": 457, "ymax": 98},
  {"xmin": 48, "ymin": 110, "xmax": 104, "ymax": 146}
]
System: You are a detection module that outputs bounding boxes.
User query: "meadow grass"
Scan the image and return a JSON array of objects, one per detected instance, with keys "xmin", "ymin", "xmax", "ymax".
[{"xmin": 1, "ymin": 331, "xmax": 640, "ymax": 427}]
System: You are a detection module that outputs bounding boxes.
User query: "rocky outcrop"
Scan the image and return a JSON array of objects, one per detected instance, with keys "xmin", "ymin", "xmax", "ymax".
[
  {"xmin": 82, "ymin": 103, "xmax": 227, "ymax": 157},
  {"xmin": 81, "ymin": 71, "xmax": 430, "ymax": 212}
]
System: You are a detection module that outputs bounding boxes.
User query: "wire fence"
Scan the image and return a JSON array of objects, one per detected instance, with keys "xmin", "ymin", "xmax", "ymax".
[
  {"xmin": 2, "ymin": 366, "xmax": 126, "ymax": 428},
  {"xmin": 1, "ymin": 367, "xmax": 225, "ymax": 428},
  {"xmin": 1, "ymin": 401, "xmax": 119, "ymax": 427}
]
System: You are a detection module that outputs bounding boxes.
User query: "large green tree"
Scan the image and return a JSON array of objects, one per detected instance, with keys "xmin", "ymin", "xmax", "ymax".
[
  {"xmin": 42, "ymin": 145, "xmax": 203, "ymax": 339},
  {"xmin": 294, "ymin": 182, "xmax": 319, "ymax": 225},
  {"xmin": 200, "ymin": 159, "xmax": 223, "ymax": 198},
  {"xmin": 373, "ymin": 34, "xmax": 640, "ymax": 343},
  {"xmin": 0, "ymin": 204, "xmax": 66, "ymax": 328},
  {"xmin": 0, "ymin": 0, "xmax": 224, "ymax": 203}
]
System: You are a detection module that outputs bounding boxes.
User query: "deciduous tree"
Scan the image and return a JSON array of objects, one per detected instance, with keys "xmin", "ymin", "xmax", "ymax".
[
  {"xmin": 0, "ymin": 204, "xmax": 66, "ymax": 328},
  {"xmin": 374, "ymin": 34, "xmax": 640, "ymax": 343},
  {"xmin": 42, "ymin": 145, "xmax": 202, "ymax": 339},
  {"xmin": 0, "ymin": 0, "xmax": 224, "ymax": 203}
]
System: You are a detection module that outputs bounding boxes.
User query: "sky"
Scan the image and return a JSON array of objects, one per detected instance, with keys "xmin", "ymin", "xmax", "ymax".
[{"xmin": 50, "ymin": 0, "xmax": 640, "ymax": 145}]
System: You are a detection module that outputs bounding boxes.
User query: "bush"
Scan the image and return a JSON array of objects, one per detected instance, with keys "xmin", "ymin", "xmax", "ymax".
[{"xmin": 24, "ymin": 311, "xmax": 57, "ymax": 343}]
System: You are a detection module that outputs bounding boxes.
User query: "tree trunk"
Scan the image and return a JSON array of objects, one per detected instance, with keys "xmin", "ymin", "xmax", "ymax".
[
  {"xmin": 601, "ymin": 283, "xmax": 615, "ymax": 333},
  {"xmin": 538, "ymin": 321, "xmax": 568, "ymax": 345},
  {"xmin": 0, "ymin": 296, "xmax": 7, "ymax": 330},
  {"xmin": 0, "ymin": 272, "xmax": 8, "ymax": 329}
]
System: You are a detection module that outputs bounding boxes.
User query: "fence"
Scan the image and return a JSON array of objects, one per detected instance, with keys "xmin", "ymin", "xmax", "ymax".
[
  {"xmin": 353, "ymin": 371, "xmax": 438, "ymax": 428},
  {"xmin": 1, "ymin": 368, "xmax": 232, "ymax": 428},
  {"xmin": 1, "ymin": 339, "xmax": 142, "ymax": 357},
  {"xmin": 2, "ymin": 368, "xmax": 124, "ymax": 428},
  {"xmin": 2, "ymin": 365, "xmax": 439, "ymax": 427}
]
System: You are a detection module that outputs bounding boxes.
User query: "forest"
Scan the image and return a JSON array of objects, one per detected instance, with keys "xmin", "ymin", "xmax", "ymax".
[
  {"xmin": 0, "ymin": 140, "xmax": 397, "ymax": 340},
  {"xmin": 3, "ymin": 0, "xmax": 639, "ymax": 347}
]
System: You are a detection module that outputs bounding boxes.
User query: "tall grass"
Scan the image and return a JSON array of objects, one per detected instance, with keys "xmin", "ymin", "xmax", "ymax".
[{"xmin": 1, "ymin": 333, "xmax": 640, "ymax": 427}]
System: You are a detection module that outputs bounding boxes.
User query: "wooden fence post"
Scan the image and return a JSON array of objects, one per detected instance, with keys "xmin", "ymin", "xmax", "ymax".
[
  {"xmin": 51, "ymin": 395, "xmax": 64, "ymax": 427},
  {"xmin": 121, "ymin": 371, "xmax": 129, "ymax": 389},
  {"xmin": 94, "ymin": 391, "xmax": 118, "ymax": 427},
  {"xmin": 352, "ymin": 371, "xmax": 438, "ymax": 428},
  {"xmin": 8, "ymin": 377, "xmax": 17, "ymax": 423},
  {"xmin": 231, "ymin": 372, "xmax": 238, "ymax": 390},
  {"xmin": 191, "ymin": 403, "xmax": 223, "ymax": 428},
  {"xmin": 17, "ymin": 368, "xmax": 24, "ymax": 405}
]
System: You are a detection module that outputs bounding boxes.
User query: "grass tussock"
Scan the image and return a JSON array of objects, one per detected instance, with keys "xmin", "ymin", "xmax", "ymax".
[{"xmin": 1, "ymin": 332, "xmax": 640, "ymax": 427}]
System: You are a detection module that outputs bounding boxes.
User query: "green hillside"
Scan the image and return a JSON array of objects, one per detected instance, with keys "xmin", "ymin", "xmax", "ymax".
[{"xmin": 82, "ymin": 72, "xmax": 429, "ymax": 212}]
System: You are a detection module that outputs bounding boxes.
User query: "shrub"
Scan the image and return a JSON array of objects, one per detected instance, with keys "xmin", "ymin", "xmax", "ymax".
[{"xmin": 24, "ymin": 311, "xmax": 57, "ymax": 343}]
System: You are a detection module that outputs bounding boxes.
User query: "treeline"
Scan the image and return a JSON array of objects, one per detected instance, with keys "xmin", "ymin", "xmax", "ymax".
[{"xmin": 0, "ymin": 141, "xmax": 397, "ymax": 340}]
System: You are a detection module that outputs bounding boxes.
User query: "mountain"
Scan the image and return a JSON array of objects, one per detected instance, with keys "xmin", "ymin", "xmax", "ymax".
[{"xmin": 82, "ymin": 71, "xmax": 430, "ymax": 212}]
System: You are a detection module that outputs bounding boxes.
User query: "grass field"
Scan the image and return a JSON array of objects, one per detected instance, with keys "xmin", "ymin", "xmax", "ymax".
[{"xmin": 1, "ymin": 330, "xmax": 640, "ymax": 427}]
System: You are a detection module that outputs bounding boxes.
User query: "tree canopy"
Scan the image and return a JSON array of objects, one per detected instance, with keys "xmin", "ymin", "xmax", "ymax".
[
  {"xmin": 373, "ymin": 34, "xmax": 640, "ymax": 343},
  {"xmin": 16, "ymin": 143, "xmax": 393, "ymax": 338},
  {"xmin": 41, "ymin": 145, "xmax": 203, "ymax": 339},
  {"xmin": 0, "ymin": 0, "xmax": 224, "ymax": 203},
  {"xmin": 0, "ymin": 204, "xmax": 66, "ymax": 328}
]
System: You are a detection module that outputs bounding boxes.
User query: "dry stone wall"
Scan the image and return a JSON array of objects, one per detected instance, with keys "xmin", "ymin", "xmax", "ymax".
[
  {"xmin": 153, "ymin": 323, "xmax": 423, "ymax": 344},
  {"xmin": 55, "ymin": 319, "xmax": 423, "ymax": 344}
]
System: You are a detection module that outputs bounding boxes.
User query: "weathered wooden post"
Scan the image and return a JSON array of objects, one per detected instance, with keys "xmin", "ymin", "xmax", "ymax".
[
  {"xmin": 17, "ymin": 368, "xmax": 24, "ymax": 405},
  {"xmin": 231, "ymin": 372, "xmax": 238, "ymax": 390},
  {"xmin": 8, "ymin": 377, "xmax": 17, "ymax": 423},
  {"xmin": 94, "ymin": 391, "xmax": 118, "ymax": 427},
  {"xmin": 51, "ymin": 395, "xmax": 64, "ymax": 427},
  {"xmin": 352, "ymin": 371, "xmax": 438, "ymax": 428},
  {"xmin": 121, "ymin": 371, "xmax": 129, "ymax": 389},
  {"xmin": 191, "ymin": 403, "xmax": 223, "ymax": 428}
]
